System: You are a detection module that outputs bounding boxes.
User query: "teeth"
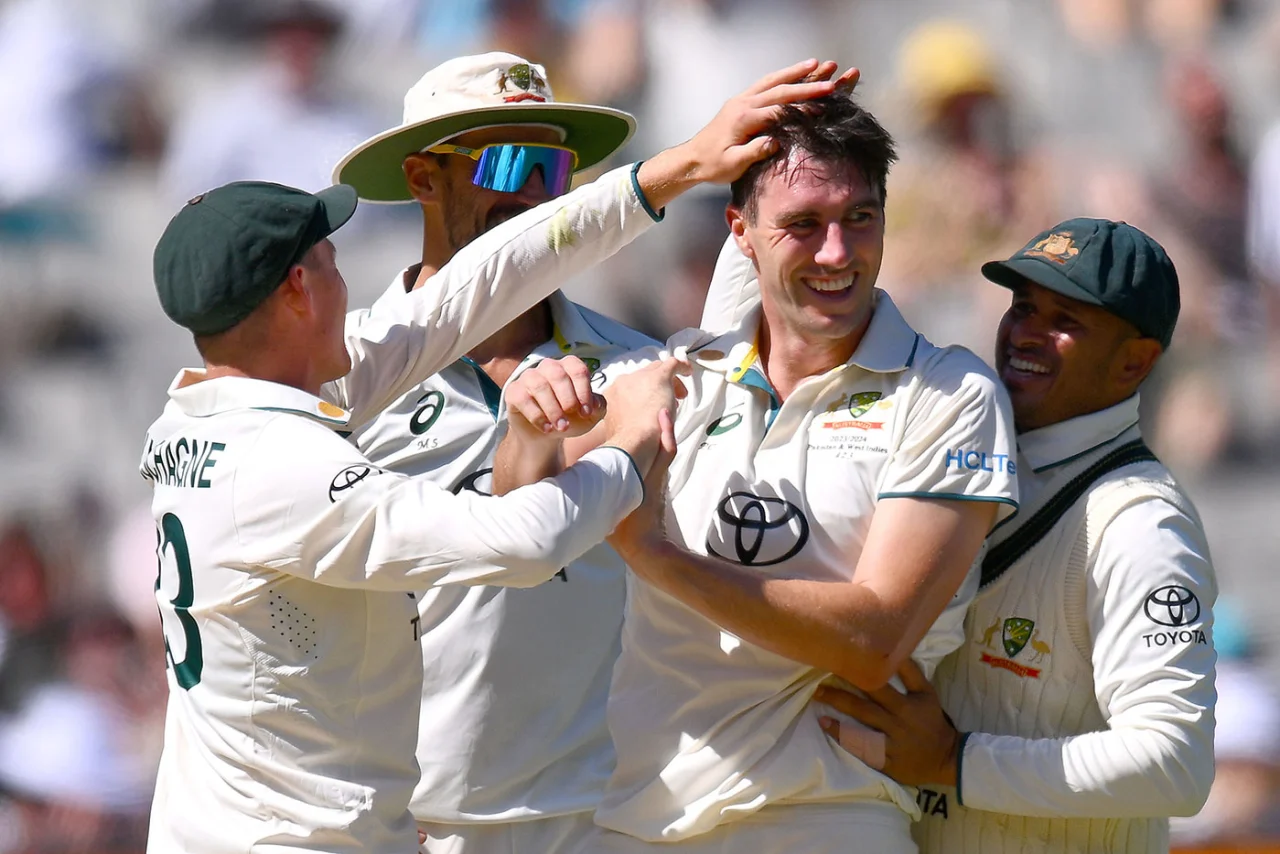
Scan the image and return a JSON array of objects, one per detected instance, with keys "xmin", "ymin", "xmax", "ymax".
[
  {"xmin": 804, "ymin": 275, "xmax": 854, "ymax": 292},
  {"xmin": 1009, "ymin": 356, "xmax": 1050, "ymax": 375}
]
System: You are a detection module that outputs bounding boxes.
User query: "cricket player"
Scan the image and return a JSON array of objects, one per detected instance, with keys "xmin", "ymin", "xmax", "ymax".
[
  {"xmin": 505, "ymin": 92, "xmax": 1019, "ymax": 852},
  {"xmin": 813, "ymin": 219, "xmax": 1217, "ymax": 854},
  {"xmin": 142, "ymin": 81, "xmax": 797, "ymax": 852},
  {"xmin": 329, "ymin": 53, "xmax": 850, "ymax": 853}
]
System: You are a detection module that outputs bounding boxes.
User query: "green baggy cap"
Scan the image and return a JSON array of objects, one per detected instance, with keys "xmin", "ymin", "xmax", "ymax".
[
  {"xmin": 153, "ymin": 181, "xmax": 358, "ymax": 335},
  {"xmin": 981, "ymin": 218, "xmax": 1180, "ymax": 348}
]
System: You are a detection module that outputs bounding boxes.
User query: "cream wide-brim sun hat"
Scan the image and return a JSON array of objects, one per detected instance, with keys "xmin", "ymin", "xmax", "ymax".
[{"xmin": 333, "ymin": 52, "xmax": 637, "ymax": 203}]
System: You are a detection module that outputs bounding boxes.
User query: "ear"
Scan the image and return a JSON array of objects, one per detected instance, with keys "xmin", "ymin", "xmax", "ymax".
[
  {"xmin": 276, "ymin": 265, "xmax": 313, "ymax": 319},
  {"xmin": 403, "ymin": 154, "xmax": 446, "ymax": 205},
  {"xmin": 1114, "ymin": 336, "xmax": 1163, "ymax": 390},
  {"xmin": 725, "ymin": 204, "xmax": 756, "ymax": 264}
]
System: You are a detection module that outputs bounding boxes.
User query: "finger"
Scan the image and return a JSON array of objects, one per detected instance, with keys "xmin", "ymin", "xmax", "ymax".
[
  {"xmin": 658, "ymin": 407, "xmax": 677, "ymax": 457},
  {"xmin": 813, "ymin": 686, "xmax": 896, "ymax": 732},
  {"xmin": 522, "ymin": 375, "xmax": 568, "ymax": 432},
  {"xmin": 544, "ymin": 364, "xmax": 588, "ymax": 423},
  {"xmin": 504, "ymin": 386, "xmax": 547, "ymax": 432},
  {"xmin": 834, "ymin": 67, "xmax": 860, "ymax": 94},
  {"xmin": 819, "ymin": 716, "xmax": 887, "ymax": 771},
  {"xmin": 559, "ymin": 356, "xmax": 596, "ymax": 414},
  {"xmin": 898, "ymin": 657, "xmax": 932, "ymax": 694},
  {"xmin": 731, "ymin": 135, "xmax": 780, "ymax": 168},
  {"xmin": 745, "ymin": 58, "xmax": 821, "ymax": 95},
  {"xmin": 589, "ymin": 391, "xmax": 608, "ymax": 420},
  {"xmin": 801, "ymin": 60, "xmax": 839, "ymax": 83},
  {"xmin": 672, "ymin": 375, "xmax": 689, "ymax": 401},
  {"xmin": 749, "ymin": 78, "xmax": 838, "ymax": 110}
]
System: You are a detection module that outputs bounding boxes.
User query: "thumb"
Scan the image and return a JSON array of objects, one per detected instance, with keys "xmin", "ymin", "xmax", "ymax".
[{"xmin": 898, "ymin": 657, "xmax": 932, "ymax": 694}]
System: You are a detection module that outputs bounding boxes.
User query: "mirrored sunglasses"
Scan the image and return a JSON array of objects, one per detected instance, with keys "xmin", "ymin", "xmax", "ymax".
[{"xmin": 427, "ymin": 143, "xmax": 578, "ymax": 197}]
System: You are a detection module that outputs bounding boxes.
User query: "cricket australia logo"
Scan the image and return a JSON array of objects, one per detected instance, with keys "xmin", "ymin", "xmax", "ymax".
[
  {"xmin": 820, "ymin": 390, "xmax": 890, "ymax": 431},
  {"xmin": 978, "ymin": 616, "xmax": 1050, "ymax": 678},
  {"xmin": 706, "ymin": 491, "xmax": 809, "ymax": 567},
  {"xmin": 497, "ymin": 62, "xmax": 549, "ymax": 102}
]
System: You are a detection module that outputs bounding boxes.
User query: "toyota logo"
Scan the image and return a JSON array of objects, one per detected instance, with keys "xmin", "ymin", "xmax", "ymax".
[
  {"xmin": 329, "ymin": 465, "xmax": 384, "ymax": 502},
  {"xmin": 1144, "ymin": 585, "xmax": 1201, "ymax": 627},
  {"xmin": 706, "ymin": 491, "xmax": 809, "ymax": 567}
]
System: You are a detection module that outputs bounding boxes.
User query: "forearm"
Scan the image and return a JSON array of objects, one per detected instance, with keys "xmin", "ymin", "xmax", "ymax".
[
  {"xmin": 492, "ymin": 430, "xmax": 565, "ymax": 495},
  {"xmin": 331, "ymin": 164, "xmax": 660, "ymax": 425},
  {"xmin": 958, "ymin": 724, "xmax": 1213, "ymax": 818},
  {"xmin": 622, "ymin": 540, "xmax": 898, "ymax": 690}
]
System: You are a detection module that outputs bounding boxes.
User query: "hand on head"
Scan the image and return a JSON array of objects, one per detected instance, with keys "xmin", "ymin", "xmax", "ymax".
[{"xmin": 682, "ymin": 59, "xmax": 861, "ymax": 185}]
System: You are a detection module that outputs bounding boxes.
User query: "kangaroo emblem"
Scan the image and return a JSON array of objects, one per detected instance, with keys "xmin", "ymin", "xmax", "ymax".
[{"xmin": 979, "ymin": 619, "xmax": 1000, "ymax": 649}]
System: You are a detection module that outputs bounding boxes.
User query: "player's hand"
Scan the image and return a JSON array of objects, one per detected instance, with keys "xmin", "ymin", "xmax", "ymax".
[
  {"xmin": 506, "ymin": 356, "xmax": 605, "ymax": 440},
  {"xmin": 599, "ymin": 357, "xmax": 689, "ymax": 476},
  {"xmin": 812, "ymin": 659, "xmax": 961, "ymax": 787},
  {"xmin": 635, "ymin": 60, "xmax": 858, "ymax": 209},
  {"xmin": 681, "ymin": 59, "xmax": 857, "ymax": 184}
]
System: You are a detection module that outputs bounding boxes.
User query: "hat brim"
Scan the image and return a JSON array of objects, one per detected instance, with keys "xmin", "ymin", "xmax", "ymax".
[
  {"xmin": 333, "ymin": 104, "xmax": 637, "ymax": 203},
  {"xmin": 315, "ymin": 184, "xmax": 358, "ymax": 234},
  {"xmin": 980, "ymin": 257, "xmax": 1104, "ymax": 308}
]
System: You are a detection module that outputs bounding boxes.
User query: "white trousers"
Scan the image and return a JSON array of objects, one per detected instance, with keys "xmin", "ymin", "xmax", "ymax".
[
  {"xmin": 586, "ymin": 802, "xmax": 915, "ymax": 854},
  {"xmin": 419, "ymin": 811, "xmax": 598, "ymax": 854}
]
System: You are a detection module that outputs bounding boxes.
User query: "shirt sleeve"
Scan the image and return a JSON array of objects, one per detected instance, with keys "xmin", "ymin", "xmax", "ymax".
[
  {"xmin": 698, "ymin": 235, "xmax": 760, "ymax": 334},
  {"xmin": 877, "ymin": 347, "xmax": 1019, "ymax": 519},
  {"xmin": 232, "ymin": 418, "xmax": 643, "ymax": 591},
  {"xmin": 1248, "ymin": 126, "xmax": 1280, "ymax": 285},
  {"xmin": 957, "ymin": 497, "xmax": 1218, "ymax": 818},
  {"xmin": 325, "ymin": 163, "xmax": 661, "ymax": 429}
]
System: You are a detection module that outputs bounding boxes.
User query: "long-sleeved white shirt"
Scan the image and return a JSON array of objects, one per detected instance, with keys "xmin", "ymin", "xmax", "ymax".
[
  {"xmin": 916, "ymin": 396, "xmax": 1217, "ymax": 854},
  {"xmin": 143, "ymin": 163, "xmax": 661, "ymax": 854}
]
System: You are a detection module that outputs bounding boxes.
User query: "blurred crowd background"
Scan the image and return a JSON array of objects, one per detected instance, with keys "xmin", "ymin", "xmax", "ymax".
[{"xmin": 0, "ymin": 0, "xmax": 1278, "ymax": 850}]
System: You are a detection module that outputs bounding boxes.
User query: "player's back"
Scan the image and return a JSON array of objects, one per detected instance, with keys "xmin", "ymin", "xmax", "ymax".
[{"xmin": 142, "ymin": 386, "xmax": 422, "ymax": 854}]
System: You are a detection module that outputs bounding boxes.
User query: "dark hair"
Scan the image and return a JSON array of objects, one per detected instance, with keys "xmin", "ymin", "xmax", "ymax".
[{"xmin": 730, "ymin": 94, "xmax": 898, "ymax": 222}]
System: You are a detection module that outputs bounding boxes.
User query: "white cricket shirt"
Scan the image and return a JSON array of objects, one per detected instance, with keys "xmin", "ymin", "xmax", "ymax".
[
  {"xmin": 594, "ymin": 292, "xmax": 1019, "ymax": 842},
  {"xmin": 916, "ymin": 396, "xmax": 1217, "ymax": 854},
  {"xmin": 142, "ymin": 375, "xmax": 641, "ymax": 854},
  {"xmin": 143, "ymin": 162, "xmax": 659, "ymax": 854},
  {"xmin": 352, "ymin": 288, "xmax": 658, "ymax": 823}
]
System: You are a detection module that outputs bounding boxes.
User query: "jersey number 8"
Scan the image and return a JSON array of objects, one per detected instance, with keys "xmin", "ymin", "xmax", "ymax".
[{"xmin": 156, "ymin": 513, "xmax": 203, "ymax": 690}]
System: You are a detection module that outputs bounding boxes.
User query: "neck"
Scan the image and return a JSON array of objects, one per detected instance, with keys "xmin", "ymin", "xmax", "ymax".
[
  {"xmin": 466, "ymin": 302, "xmax": 553, "ymax": 384},
  {"xmin": 414, "ymin": 206, "xmax": 452, "ymax": 286},
  {"xmin": 200, "ymin": 359, "xmax": 319, "ymax": 397},
  {"xmin": 757, "ymin": 318, "xmax": 863, "ymax": 402}
]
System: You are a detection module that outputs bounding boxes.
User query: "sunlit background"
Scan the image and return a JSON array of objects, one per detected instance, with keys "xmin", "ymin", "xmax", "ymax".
[{"xmin": 0, "ymin": 0, "xmax": 1277, "ymax": 850}]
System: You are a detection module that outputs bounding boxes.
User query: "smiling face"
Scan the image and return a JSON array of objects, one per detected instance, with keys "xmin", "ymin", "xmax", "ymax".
[
  {"xmin": 995, "ymin": 279, "xmax": 1162, "ymax": 431},
  {"xmin": 728, "ymin": 151, "xmax": 884, "ymax": 359}
]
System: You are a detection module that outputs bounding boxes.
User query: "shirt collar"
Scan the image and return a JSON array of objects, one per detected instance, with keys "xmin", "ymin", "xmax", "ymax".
[
  {"xmin": 689, "ymin": 289, "xmax": 921, "ymax": 380},
  {"xmin": 1017, "ymin": 394, "xmax": 1142, "ymax": 473},
  {"xmin": 545, "ymin": 292, "xmax": 618, "ymax": 352},
  {"xmin": 165, "ymin": 370, "xmax": 351, "ymax": 428}
]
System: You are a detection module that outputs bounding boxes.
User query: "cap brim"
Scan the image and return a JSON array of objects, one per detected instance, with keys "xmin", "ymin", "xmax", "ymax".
[
  {"xmin": 981, "ymin": 257, "xmax": 1104, "ymax": 307},
  {"xmin": 332, "ymin": 103, "xmax": 636, "ymax": 203},
  {"xmin": 315, "ymin": 184, "xmax": 358, "ymax": 234}
]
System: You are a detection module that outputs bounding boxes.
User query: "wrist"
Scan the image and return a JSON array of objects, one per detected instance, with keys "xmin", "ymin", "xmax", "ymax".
[{"xmin": 635, "ymin": 145, "xmax": 700, "ymax": 211}]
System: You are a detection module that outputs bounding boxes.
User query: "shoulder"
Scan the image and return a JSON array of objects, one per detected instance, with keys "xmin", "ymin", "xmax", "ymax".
[
  {"xmin": 904, "ymin": 344, "xmax": 1010, "ymax": 422},
  {"xmin": 914, "ymin": 344, "xmax": 1002, "ymax": 393},
  {"xmin": 1088, "ymin": 466, "xmax": 1213, "ymax": 587}
]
